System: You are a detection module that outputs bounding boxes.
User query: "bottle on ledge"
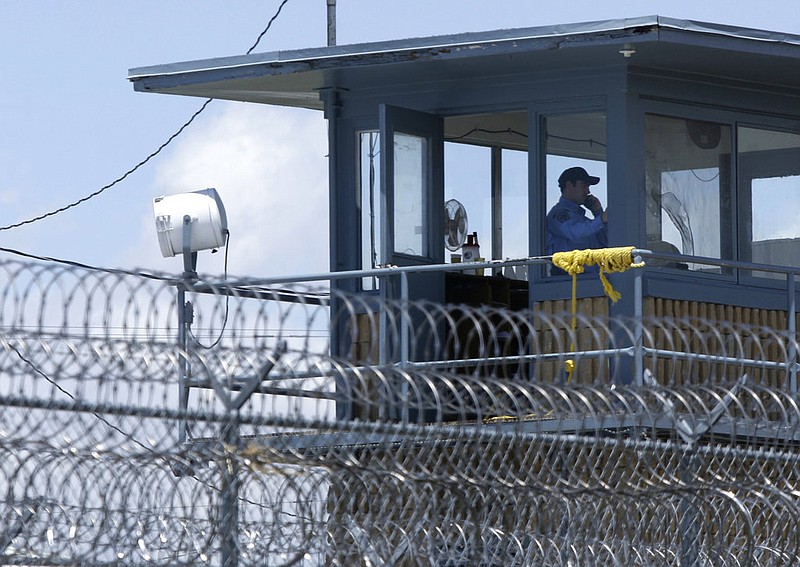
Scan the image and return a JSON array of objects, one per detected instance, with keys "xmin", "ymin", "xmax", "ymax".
[{"xmin": 462, "ymin": 232, "xmax": 480, "ymax": 262}]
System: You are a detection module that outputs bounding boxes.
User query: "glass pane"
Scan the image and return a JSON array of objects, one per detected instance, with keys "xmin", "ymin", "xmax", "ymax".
[
  {"xmin": 443, "ymin": 111, "xmax": 529, "ymax": 270},
  {"xmin": 359, "ymin": 131, "xmax": 381, "ymax": 290},
  {"xmin": 443, "ymin": 143, "xmax": 528, "ymax": 276},
  {"xmin": 444, "ymin": 143, "xmax": 490, "ymax": 261},
  {"xmin": 545, "ymin": 113, "xmax": 607, "ymax": 267},
  {"xmin": 502, "ymin": 149, "xmax": 529, "ymax": 260},
  {"xmin": 739, "ymin": 126, "xmax": 800, "ymax": 279},
  {"xmin": 393, "ymin": 133, "xmax": 427, "ymax": 256},
  {"xmin": 645, "ymin": 115, "xmax": 732, "ymax": 271}
]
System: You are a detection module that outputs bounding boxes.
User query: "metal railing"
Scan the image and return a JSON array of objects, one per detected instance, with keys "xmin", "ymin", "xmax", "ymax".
[{"xmin": 192, "ymin": 247, "xmax": 800, "ymax": 396}]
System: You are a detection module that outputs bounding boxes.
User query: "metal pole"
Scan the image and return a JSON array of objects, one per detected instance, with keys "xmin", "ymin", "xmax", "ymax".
[
  {"xmin": 220, "ymin": 412, "xmax": 240, "ymax": 567},
  {"xmin": 634, "ymin": 260, "xmax": 644, "ymax": 386},
  {"xmin": 177, "ymin": 286, "xmax": 190, "ymax": 443},
  {"xmin": 178, "ymin": 216, "xmax": 196, "ymax": 444},
  {"xmin": 679, "ymin": 450, "xmax": 700, "ymax": 567},
  {"xmin": 378, "ymin": 278, "xmax": 389, "ymax": 367},
  {"xmin": 400, "ymin": 271, "xmax": 410, "ymax": 424},
  {"xmin": 378, "ymin": 277, "xmax": 389, "ymax": 420},
  {"xmin": 490, "ymin": 147, "xmax": 503, "ymax": 275},
  {"xmin": 789, "ymin": 274, "xmax": 797, "ymax": 394},
  {"xmin": 400, "ymin": 271, "xmax": 409, "ymax": 368},
  {"xmin": 326, "ymin": 0, "xmax": 336, "ymax": 47}
]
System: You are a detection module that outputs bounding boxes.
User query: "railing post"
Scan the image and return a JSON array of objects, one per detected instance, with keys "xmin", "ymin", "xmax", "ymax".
[
  {"xmin": 789, "ymin": 274, "xmax": 797, "ymax": 394},
  {"xmin": 400, "ymin": 270, "xmax": 410, "ymax": 424},
  {"xmin": 400, "ymin": 271, "xmax": 410, "ymax": 368},
  {"xmin": 378, "ymin": 275, "xmax": 389, "ymax": 420},
  {"xmin": 679, "ymin": 449, "xmax": 700, "ymax": 567},
  {"xmin": 634, "ymin": 256, "xmax": 644, "ymax": 386}
]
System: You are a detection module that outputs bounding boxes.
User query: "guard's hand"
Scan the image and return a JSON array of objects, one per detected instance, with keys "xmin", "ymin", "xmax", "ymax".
[{"xmin": 584, "ymin": 194, "xmax": 603, "ymax": 216}]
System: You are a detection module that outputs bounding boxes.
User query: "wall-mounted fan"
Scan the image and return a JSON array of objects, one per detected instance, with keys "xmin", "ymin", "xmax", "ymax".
[{"xmin": 444, "ymin": 199, "xmax": 469, "ymax": 251}]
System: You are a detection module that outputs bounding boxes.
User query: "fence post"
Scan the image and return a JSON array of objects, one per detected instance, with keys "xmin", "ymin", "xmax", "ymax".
[{"xmin": 220, "ymin": 411, "xmax": 240, "ymax": 567}]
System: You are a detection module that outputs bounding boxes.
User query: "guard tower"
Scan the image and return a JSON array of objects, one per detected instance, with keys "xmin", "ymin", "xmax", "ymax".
[
  {"xmin": 123, "ymin": 17, "xmax": 800, "ymax": 564},
  {"xmin": 129, "ymin": 16, "xmax": 800, "ymax": 384}
]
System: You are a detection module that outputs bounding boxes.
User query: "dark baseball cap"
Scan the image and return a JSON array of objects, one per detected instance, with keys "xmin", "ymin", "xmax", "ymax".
[{"xmin": 558, "ymin": 166, "xmax": 600, "ymax": 187}]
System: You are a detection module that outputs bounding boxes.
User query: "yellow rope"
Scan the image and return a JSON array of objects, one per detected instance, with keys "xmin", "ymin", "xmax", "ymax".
[{"xmin": 551, "ymin": 246, "xmax": 645, "ymax": 382}]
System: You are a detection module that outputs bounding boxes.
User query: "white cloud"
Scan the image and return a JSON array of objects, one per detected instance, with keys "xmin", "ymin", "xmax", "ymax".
[{"xmin": 125, "ymin": 102, "xmax": 329, "ymax": 280}]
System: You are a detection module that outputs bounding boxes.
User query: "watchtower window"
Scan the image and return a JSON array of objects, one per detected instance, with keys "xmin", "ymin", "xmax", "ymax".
[
  {"xmin": 544, "ymin": 112, "xmax": 607, "ymax": 264},
  {"xmin": 392, "ymin": 133, "xmax": 429, "ymax": 257},
  {"xmin": 441, "ymin": 111, "xmax": 529, "ymax": 268},
  {"xmin": 546, "ymin": 112, "xmax": 607, "ymax": 204},
  {"xmin": 738, "ymin": 125, "xmax": 800, "ymax": 278},
  {"xmin": 443, "ymin": 143, "xmax": 529, "ymax": 264},
  {"xmin": 645, "ymin": 114, "xmax": 733, "ymax": 272}
]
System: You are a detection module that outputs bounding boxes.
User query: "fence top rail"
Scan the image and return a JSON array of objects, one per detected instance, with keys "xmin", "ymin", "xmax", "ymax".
[{"xmin": 178, "ymin": 248, "xmax": 800, "ymax": 290}]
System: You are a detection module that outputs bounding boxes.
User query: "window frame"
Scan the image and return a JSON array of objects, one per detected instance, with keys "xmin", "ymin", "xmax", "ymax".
[
  {"xmin": 529, "ymin": 98, "xmax": 609, "ymax": 293},
  {"xmin": 642, "ymin": 111, "xmax": 735, "ymax": 277},
  {"xmin": 641, "ymin": 100, "xmax": 800, "ymax": 291}
]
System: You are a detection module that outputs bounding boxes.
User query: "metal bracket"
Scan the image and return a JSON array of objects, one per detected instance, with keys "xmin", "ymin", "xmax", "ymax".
[
  {"xmin": 644, "ymin": 368, "xmax": 748, "ymax": 444},
  {"xmin": 230, "ymin": 341, "xmax": 288, "ymax": 410},
  {"xmin": 205, "ymin": 341, "xmax": 289, "ymax": 412}
]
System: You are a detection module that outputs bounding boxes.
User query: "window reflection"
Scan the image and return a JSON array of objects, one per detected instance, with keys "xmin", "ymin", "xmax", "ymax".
[
  {"xmin": 393, "ymin": 133, "xmax": 427, "ymax": 256},
  {"xmin": 645, "ymin": 115, "xmax": 732, "ymax": 271}
]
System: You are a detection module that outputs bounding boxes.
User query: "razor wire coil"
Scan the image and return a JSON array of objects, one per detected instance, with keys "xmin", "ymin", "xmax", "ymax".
[{"xmin": 2, "ymin": 259, "xmax": 800, "ymax": 565}]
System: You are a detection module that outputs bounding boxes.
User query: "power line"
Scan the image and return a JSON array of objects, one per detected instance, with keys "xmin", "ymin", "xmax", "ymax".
[
  {"xmin": 0, "ymin": 245, "xmax": 177, "ymax": 282},
  {"xmin": 246, "ymin": 0, "xmax": 290, "ymax": 55},
  {"xmin": 8, "ymin": 341, "xmax": 156, "ymax": 455},
  {"xmin": 0, "ymin": 101, "xmax": 212, "ymax": 232},
  {"xmin": 0, "ymin": 0, "xmax": 291, "ymax": 233}
]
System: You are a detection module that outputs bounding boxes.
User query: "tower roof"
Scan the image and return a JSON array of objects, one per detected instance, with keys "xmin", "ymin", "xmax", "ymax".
[{"xmin": 128, "ymin": 16, "xmax": 800, "ymax": 109}]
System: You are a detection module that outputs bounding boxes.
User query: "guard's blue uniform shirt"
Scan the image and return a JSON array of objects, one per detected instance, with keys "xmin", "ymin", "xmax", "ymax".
[{"xmin": 547, "ymin": 197, "xmax": 608, "ymax": 273}]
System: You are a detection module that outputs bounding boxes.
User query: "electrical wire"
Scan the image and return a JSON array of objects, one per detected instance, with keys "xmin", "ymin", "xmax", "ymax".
[
  {"xmin": 8, "ymin": 341, "xmax": 156, "ymax": 455},
  {"xmin": 190, "ymin": 231, "xmax": 231, "ymax": 349},
  {"xmin": 8, "ymin": 341, "xmax": 283, "ymax": 514},
  {"xmin": 546, "ymin": 132, "xmax": 607, "ymax": 148},
  {"xmin": 245, "ymin": 0, "xmax": 290, "ymax": 55},
  {"xmin": 446, "ymin": 126, "xmax": 528, "ymax": 142},
  {"xmin": 0, "ymin": 101, "xmax": 212, "ymax": 232},
  {"xmin": 0, "ymin": 245, "xmax": 177, "ymax": 282},
  {"xmin": 0, "ymin": 0, "xmax": 291, "ymax": 233}
]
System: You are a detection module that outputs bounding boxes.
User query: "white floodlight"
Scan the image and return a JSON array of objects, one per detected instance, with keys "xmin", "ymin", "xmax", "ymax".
[{"xmin": 153, "ymin": 188, "xmax": 228, "ymax": 259}]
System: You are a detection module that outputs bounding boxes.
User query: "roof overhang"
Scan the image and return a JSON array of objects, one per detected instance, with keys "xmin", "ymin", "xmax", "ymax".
[{"xmin": 128, "ymin": 16, "xmax": 800, "ymax": 111}]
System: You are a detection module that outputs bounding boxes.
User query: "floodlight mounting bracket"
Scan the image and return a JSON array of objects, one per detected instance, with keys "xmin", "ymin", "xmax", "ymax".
[{"xmin": 182, "ymin": 215, "xmax": 198, "ymax": 278}]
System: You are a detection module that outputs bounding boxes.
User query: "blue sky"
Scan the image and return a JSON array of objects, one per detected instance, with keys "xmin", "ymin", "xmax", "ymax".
[{"xmin": 2, "ymin": 0, "xmax": 800, "ymax": 278}]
